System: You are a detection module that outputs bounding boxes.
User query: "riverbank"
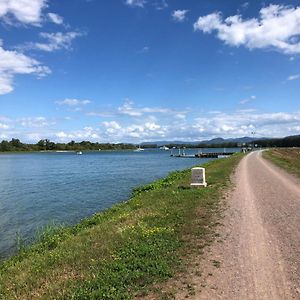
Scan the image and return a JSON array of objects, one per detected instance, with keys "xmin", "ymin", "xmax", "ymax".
[
  {"xmin": 0, "ymin": 149, "xmax": 134, "ymax": 154},
  {"xmin": 263, "ymin": 148, "xmax": 300, "ymax": 177},
  {"xmin": 0, "ymin": 154, "xmax": 243, "ymax": 299}
]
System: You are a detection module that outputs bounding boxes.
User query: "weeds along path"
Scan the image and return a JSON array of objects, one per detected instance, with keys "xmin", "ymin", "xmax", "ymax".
[{"xmin": 189, "ymin": 151, "xmax": 300, "ymax": 299}]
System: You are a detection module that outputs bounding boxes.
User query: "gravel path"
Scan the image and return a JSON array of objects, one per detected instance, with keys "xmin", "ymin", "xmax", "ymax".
[{"xmin": 190, "ymin": 151, "xmax": 300, "ymax": 299}]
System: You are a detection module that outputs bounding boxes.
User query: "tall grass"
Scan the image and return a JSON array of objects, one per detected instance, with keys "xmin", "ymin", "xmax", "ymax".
[{"xmin": 263, "ymin": 148, "xmax": 300, "ymax": 177}]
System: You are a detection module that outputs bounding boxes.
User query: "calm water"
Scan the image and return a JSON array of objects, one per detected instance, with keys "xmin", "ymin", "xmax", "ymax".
[{"xmin": 0, "ymin": 148, "xmax": 238, "ymax": 260}]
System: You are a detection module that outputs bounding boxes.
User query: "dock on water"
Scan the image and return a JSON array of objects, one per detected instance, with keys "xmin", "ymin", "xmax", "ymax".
[
  {"xmin": 171, "ymin": 152, "xmax": 234, "ymax": 158},
  {"xmin": 170, "ymin": 148, "xmax": 235, "ymax": 158},
  {"xmin": 196, "ymin": 152, "xmax": 235, "ymax": 158}
]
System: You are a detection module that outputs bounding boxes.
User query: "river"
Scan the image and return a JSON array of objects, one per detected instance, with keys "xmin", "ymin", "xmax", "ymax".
[{"xmin": 0, "ymin": 148, "xmax": 239, "ymax": 260}]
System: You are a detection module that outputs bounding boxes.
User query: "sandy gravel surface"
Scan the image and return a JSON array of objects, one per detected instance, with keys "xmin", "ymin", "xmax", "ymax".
[{"xmin": 185, "ymin": 151, "xmax": 300, "ymax": 299}]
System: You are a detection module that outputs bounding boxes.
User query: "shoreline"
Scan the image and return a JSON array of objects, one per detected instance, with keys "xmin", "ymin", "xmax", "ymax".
[
  {"xmin": 0, "ymin": 149, "xmax": 136, "ymax": 155},
  {"xmin": 0, "ymin": 154, "xmax": 243, "ymax": 299}
]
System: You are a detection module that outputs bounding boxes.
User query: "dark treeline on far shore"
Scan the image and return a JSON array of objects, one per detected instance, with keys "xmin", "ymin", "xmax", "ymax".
[
  {"xmin": 140, "ymin": 135, "xmax": 300, "ymax": 149},
  {"xmin": 0, "ymin": 135, "xmax": 300, "ymax": 152},
  {"xmin": 255, "ymin": 135, "xmax": 300, "ymax": 148},
  {"xmin": 163, "ymin": 142, "xmax": 239, "ymax": 149},
  {"xmin": 0, "ymin": 139, "xmax": 136, "ymax": 152}
]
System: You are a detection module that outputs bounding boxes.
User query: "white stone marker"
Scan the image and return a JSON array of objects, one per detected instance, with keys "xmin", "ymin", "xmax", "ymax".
[{"xmin": 190, "ymin": 167, "xmax": 207, "ymax": 188}]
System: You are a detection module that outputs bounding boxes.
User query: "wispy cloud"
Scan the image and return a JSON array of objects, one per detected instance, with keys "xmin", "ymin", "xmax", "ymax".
[
  {"xmin": 194, "ymin": 4, "xmax": 300, "ymax": 54},
  {"xmin": 117, "ymin": 100, "xmax": 188, "ymax": 117},
  {"xmin": 20, "ymin": 31, "xmax": 84, "ymax": 52},
  {"xmin": 125, "ymin": 0, "xmax": 146, "ymax": 8},
  {"xmin": 241, "ymin": 2, "xmax": 249, "ymax": 9},
  {"xmin": 172, "ymin": 10, "xmax": 189, "ymax": 22},
  {"xmin": 18, "ymin": 117, "xmax": 55, "ymax": 128},
  {"xmin": 0, "ymin": 122, "xmax": 10, "ymax": 130},
  {"xmin": 56, "ymin": 98, "xmax": 91, "ymax": 107},
  {"xmin": 47, "ymin": 13, "xmax": 64, "ymax": 25},
  {"xmin": 153, "ymin": 0, "xmax": 168, "ymax": 10},
  {"xmin": 287, "ymin": 74, "xmax": 300, "ymax": 81},
  {"xmin": 240, "ymin": 95, "xmax": 256, "ymax": 105},
  {"xmin": 88, "ymin": 100, "xmax": 188, "ymax": 118},
  {"xmin": 137, "ymin": 46, "xmax": 150, "ymax": 54},
  {"xmin": 125, "ymin": 0, "xmax": 167, "ymax": 10}
]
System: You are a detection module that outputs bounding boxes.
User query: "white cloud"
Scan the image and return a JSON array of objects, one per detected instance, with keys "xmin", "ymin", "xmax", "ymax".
[
  {"xmin": 126, "ymin": 0, "xmax": 167, "ymax": 10},
  {"xmin": 287, "ymin": 74, "xmax": 299, "ymax": 81},
  {"xmin": 102, "ymin": 120, "xmax": 166, "ymax": 141},
  {"xmin": 175, "ymin": 113, "xmax": 186, "ymax": 120},
  {"xmin": 191, "ymin": 110, "xmax": 300, "ymax": 139},
  {"xmin": 0, "ymin": 43, "xmax": 50, "ymax": 95},
  {"xmin": 0, "ymin": 0, "xmax": 47, "ymax": 25},
  {"xmin": 18, "ymin": 117, "xmax": 54, "ymax": 128},
  {"xmin": 102, "ymin": 121, "xmax": 121, "ymax": 134},
  {"xmin": 47, "ymin": 12, "xmax": 63, "ymax": 25},
  {"xmin": 172, "ymin": 9, "xmax": 189, "ymax": 22},
  {"xmin": 153, "ymin": 0, "xmax": 168, "ymax": 10},
  {"xmin": 2, "ymin": 108, "xmax": 300, "ymax": 143},
  {"xmin": 194, "ymin": 4, "xmax": 300, "ymax": 54},
  {"xmin": 117, "ymin": 100, "xmax": 186, "ymax": 117},
  {"xmin": 98, "ymin": 109, "xmax": 300, "ymax": 142},
  {"xmin": 88, "ymin": 101, "xmax": 188, "ymax": 121},
  {"xmin": 56, "ymin": 98, "xmax": 91, "ymax": 107},
  {"xmin": 118, "ymin": 101, "xmax": 142, "ymax": 116},
  {"xmin": 55, "ymin": 127, "xmax": 100, "ymax": 141},
  {"xmin": 22, "ymin": 31, "xmax": 83, "ymax": 52},
  {"xmin": 240, "ymin": 95, "xmax": 256, "ymax": 105},
  {"xmin": 0, "ymin": 74, "xmax": 13, "ymax": 94},
  {"xmin": 0, "ymin": 122, "xmax": 9, "ymax": 129},
  {"xmin": 125, "ymin": 0, "xmax": 146, "ymax": 8}
]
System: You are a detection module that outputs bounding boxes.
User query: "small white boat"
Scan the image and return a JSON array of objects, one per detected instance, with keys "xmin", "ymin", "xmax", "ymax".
[
  {"xmin": 76, "ymin": 151, "xmax": 83, "ymax": 155},
  {"xmin": 159, "ymin": 145, "xmax": 169, "ymax": 150},
  {"xmin": 134, "ymin": 146, "xmax": 144, "ymax": 152}
]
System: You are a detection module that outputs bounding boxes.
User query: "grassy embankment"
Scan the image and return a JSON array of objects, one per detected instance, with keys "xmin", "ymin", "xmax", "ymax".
[
  {"xmin": 263, "ymin": 148, "xmax": 300, "ymax": 178},
  {"xmin": 0, "ymin": 154, "xmax": 242, "ymax": 300}
]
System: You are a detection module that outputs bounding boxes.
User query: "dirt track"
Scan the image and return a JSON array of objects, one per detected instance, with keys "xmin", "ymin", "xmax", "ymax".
[{"xmin": 189, "ymin": 151, "xmax": 300, "ymax": 299}]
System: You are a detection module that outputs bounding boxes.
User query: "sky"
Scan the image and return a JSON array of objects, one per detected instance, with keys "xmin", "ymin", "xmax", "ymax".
[{"xmin": 0, "ymin": 0, "xmax": 300, "ymax": 143}]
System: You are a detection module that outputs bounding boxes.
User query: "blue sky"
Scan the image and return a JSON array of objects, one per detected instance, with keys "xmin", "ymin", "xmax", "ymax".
[{"xmin": 0, "ymin": 0, "xmax": 300, "ymax": 143}]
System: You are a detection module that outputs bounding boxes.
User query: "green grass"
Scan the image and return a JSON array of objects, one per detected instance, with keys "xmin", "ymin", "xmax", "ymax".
[
  {"xmin": 263, "ymin": 148, "xmax": 300, "ymax": 178},
  {"xmin": 0, "ymin": 154, "xmax": 243, "ymax": 299}
]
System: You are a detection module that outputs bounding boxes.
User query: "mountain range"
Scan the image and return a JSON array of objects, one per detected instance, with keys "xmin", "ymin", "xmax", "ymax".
[{"xmin": 141, "ymin": 136, "xmax": 260, "ymax": 146}]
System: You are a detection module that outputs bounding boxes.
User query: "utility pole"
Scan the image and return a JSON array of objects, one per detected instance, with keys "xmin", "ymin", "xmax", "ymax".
[{"xmin": 251, "ymin": 131, "xmax": 256, "ymax": 149}]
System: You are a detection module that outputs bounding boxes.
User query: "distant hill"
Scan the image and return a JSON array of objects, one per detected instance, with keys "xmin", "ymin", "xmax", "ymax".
[
  {"xmin": 141, "ymin": 136, "xmax": 261, "ymax": 147},
  {"xmin": 199, "ymin": 137, "xmax": 259, "ymax": 145}
]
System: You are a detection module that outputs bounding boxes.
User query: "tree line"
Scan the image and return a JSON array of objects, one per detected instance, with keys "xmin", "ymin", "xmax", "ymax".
[
  {"xmin": 159, "ymin": 135, "xmax": 300, "ymax": 148},
  {"xmin": 0, "ymin": 139, "xmax": 136, "ymax": 152},
  {"xmin": 255, "ymin": 135, "xmax": 300, "ymax": 148},
  {"xmin": 1, "ymin": 135, "xmax": 300, "ymax": 152}
]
